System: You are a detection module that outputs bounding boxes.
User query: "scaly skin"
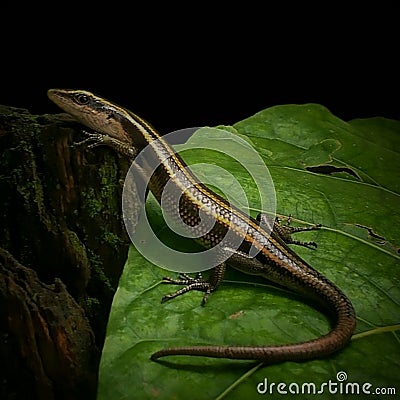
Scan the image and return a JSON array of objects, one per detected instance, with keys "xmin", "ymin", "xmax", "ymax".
[{"xmin": 48, "ymin": 89, "xmax": 356, "ymax": 363}]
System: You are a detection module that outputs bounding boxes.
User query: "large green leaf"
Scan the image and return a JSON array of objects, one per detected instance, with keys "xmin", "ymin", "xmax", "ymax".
[{"xmin": 98, "ymin": 104, "xmax": 400, "ymax": 400}]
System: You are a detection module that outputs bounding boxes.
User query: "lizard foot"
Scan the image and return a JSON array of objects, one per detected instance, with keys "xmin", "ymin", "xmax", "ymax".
[{"xmin": 161, "ymin": 273, "xmax": 214, "ymax": 305}]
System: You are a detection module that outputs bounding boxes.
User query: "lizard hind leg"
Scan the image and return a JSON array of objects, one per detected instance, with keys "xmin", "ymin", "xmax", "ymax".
[
  {"xmin": 257, "ymin": 213, "xmax": 321, "ymax": 249},
  {"xmin": 160, "ymin": 263, "xmax": 226, "ymax": 306}
]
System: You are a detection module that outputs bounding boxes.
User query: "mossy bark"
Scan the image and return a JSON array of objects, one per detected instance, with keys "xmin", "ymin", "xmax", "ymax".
[{"xmin": 0, "ymin": 105, "xmax": 131, "ymax": 399}]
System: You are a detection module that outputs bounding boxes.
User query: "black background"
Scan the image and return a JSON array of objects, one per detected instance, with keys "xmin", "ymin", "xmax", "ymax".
[{"xmin": 1, "ymin": 5, "xmax": 399, "ymax": 134}]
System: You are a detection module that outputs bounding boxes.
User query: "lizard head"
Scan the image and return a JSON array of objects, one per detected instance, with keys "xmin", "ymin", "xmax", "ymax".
[{"xmin": 47, "ymin": 88, "xmax": 135, "ymax": 146}]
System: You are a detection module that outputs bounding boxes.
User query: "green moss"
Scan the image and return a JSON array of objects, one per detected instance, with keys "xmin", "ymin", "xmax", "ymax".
[
  {"xmin": 98, "ymin": 160, "xmax": 121, "ymax": 215},
  {"xmin": 81, "ymin": 157, "xmax": 122, "ymax": 219},
  {"xmin": 82, "ymin": 187, "xmax": 105, "ymax": 218},
  {"xmin": 87, "ymin": 251, "xmax": 113, "ymax": 293},
  {"xmin": 67, "ymin": 230, "xmax": 88, "ymax": 262},
  {"xmin": 101, "ymin": 231, "xmax": 124, "ymax": 249},
  {"xmin": 81, "ymin": 296, "xmax": 100, "ymax": 314},
  {"xmin": 80, "ymin": 251, "xmax": 114, "ymax": 332}
]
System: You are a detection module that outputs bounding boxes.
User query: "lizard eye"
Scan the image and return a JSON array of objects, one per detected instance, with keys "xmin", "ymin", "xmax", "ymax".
[{"xmin": 73, "ymin": 93, "xmax": 90, "ymax": 105}]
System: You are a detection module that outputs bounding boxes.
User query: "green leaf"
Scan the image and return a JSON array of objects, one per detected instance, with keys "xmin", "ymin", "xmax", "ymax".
[{"xmin": 98, "ymin": 104, "xmax": 400, "ymax": 400}]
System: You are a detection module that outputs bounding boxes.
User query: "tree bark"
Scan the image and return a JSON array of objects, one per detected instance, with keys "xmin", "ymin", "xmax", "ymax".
[{"xmin": 0, "ymin": 105, "xmax": 131, "ymax": 399}]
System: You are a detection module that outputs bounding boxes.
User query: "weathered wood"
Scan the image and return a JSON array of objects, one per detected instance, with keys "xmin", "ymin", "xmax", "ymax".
[
  {"xmin": 0, "ymin": 105, "xmax": 131, "ymax": 399},
  {"xmin": 0, "ymin": 248, "xmax": 97, "ymax": 399}
]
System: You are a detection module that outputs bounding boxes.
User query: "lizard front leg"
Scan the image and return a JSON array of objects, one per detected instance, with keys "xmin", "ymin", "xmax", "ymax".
[
  {"xmin": 74, "ymin": 130, "xmax": 137, "ymax": 159},
  {"xmin": 160, "ymin": 262, "xmax": 226, "ymax": 306}
]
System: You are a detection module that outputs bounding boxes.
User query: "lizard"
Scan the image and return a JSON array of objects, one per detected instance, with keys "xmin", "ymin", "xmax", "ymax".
[{"xmin": 47, "ymin": 88, "xmax": 356, "ymax": 363}]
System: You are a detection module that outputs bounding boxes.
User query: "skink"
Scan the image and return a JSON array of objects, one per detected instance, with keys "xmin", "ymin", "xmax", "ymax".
[{"xmin": 47, "ymin": 88, "xmax": 356, "ymax": 363}]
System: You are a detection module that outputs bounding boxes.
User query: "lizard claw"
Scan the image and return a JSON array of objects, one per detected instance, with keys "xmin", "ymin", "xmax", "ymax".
[{"xmin": 73, "ymin": 130, "xmax": 105, "ymax": 148}]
